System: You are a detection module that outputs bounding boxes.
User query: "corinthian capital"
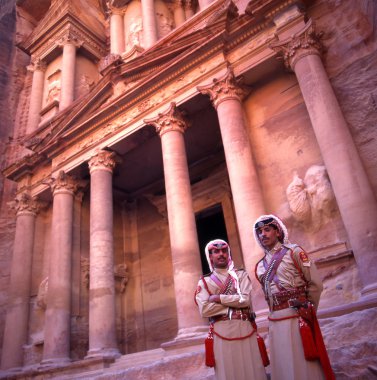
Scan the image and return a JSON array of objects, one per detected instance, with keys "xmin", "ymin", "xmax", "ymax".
[
  {"xmin": 270, "ymin": 19, "xmax": 323, "ymax": 70},
  {"xmin": 144, "ymin": 103, "xmax": 189, "ymax": 137},
  {"xmin": 57, "ymin": 30, "xmax": 83, "ymax": 48},
  {"xmin": 46, "ymin": 171, "xmax": 85, "ymax": 196},
  {"xmin": 28, "ymin": 57, "xmax": 47, "ymax": 73},
  {"xmin": 8, "ymin": 193, "xmax": 44, "ymax": 217},
  {"xmin": 197, "ymin": 67, "xmax": 249, "ymax": 109},
  {"xmin": 88, "ymin": 150, "xmax": 119, "ymax": 174}
]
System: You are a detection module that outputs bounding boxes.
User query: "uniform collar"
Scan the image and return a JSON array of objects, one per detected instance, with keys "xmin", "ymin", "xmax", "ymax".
[{"xmin": 265, "ymin": 241, "xmax": 282, "ymax": 255}]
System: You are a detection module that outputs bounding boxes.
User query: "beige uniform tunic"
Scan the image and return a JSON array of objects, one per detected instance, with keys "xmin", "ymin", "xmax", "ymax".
[
  {"xmin": 256, "ymin": 242, "xmax": 325, "ymax": 380},
  {"xmin": 196, "ymin": 268, "xmax": 266, "ymax": 380}
]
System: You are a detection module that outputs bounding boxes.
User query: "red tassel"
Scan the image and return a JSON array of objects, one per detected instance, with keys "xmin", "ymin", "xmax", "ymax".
[
  {"xmin": 257, "ymin": 334, "xmax": 270, "ymax": 367},
  {"xmin": 205, "ymin": 336, "xmax": 215, "ymax": 367},
  {"xmin": 205, "ymin": 324, "xmax": 215, "ymax": 367},
  {"xmin": 299, "ymin": 317, "xmax": 319, "ymax": 361}
]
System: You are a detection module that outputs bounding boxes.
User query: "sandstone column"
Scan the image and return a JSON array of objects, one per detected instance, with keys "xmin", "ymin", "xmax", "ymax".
[
  {"xmin": 59, "ymin": 34, "xmax": 80, "ymax": 110},
  {"xmin": 173, "ymin": 0, "xmax": 186, "ymax": 27},
  {"xmin": 109, "ymin": 7, "xmax": 125, "ymax": 54},
  {"xmin": 271, "ymin": 20, "xmax": 377, "ymax": 298},
  {"xmin": 141, "ymin": 0, "xmax": 158, "ymax": 49},
  {"xmin": 26, "ymin": 58, "xmax": 46, "ymax": 134},
  {"xmin": 198, "ymin": 69, "xmax": 266, "ymax": 308},
  {"xmin": 184, "ymin": 0, "xmax": 194, "ymax": 19},
  {"xmin": 87, "ymin": 150, "xmax": 120, "ymax": 358},
  {"xmin": 1, "ymin": 194, "xmax": 42, "ymax": 370},
  {"xmin": 145, "ymin": 104, "xmax": 204, "ymax": 336},
  {"xmin": 42, "ymin": 171, "xmax": 82, "ymax": 365}
]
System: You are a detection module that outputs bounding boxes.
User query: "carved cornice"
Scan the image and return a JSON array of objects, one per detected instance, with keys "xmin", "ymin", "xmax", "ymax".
[
  {"xmin": 88, "ymin": 150, "xmax": 118, "ymax": 174},
  {"xmin": 197, "ymin": 66, "xmax": 250, "ymax": 109},
  {"xmin": 2, "ymin": 152, "xmax": 48, "ymax": 182},
  {"xmin": 8, "ymin": 192, "xmax": 44, "ymax": 217},
  {"xmin": 144, "ymin": 102, "xmax": 189, "ymax": 137},
  {"xmin": 270, "ymin": 19, "xmax": 323, "ymax": 70},
  {"xmin": 45, "ymin": 170, "xmax": 84, "ymax": 196}
]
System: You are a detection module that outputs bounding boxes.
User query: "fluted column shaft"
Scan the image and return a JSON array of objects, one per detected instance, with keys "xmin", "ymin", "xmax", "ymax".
[
  {"xmin": 87, "ymin": 151, "xmax": 120, "ymax": 358},
  {"xmin": 145, "ymin": 104, "xmax": 203, "ymax": 332},
  {"xmin": 59, "ymin": 35, "xmax": 79, "ymax": 110},
  {"xmin": 109, "ymin": 9, "xmax": 125, "ymax": 54},
  {"xmin": 141, "ymin": 0, "xmax": 158, "ymax": 49},
  {"xmin": 26, "ymin": 59, "xmax": 46, "ymax": 134},
  {"xmin": 1, "ymin": 194, "xmax": 41, "ymax": 370},
  {"xmin": 272, "ymin": 20, "xmax": 377, "ymax": 298},
  {"xmin": 198, "ymin": 70, "xmax": 266, "ymax": 309},
  {"xmin": 42, "ymin": 172, "xmax": 80, "ymax": 364}
]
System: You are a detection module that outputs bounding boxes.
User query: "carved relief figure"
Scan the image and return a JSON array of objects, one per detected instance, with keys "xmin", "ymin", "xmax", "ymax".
[
  {"xmin": 114, "ymin": 263, "xmax": 129, "ymax": 293},
  {"xmin": 127, "ymin": 18, "xmax": 143, "ymax": 48},
  {"xmin": 36, "ymin": 277, "xmax": 48, "ymax": 310},
  {"xmin": 46, "ymin": 80, "xmax": 61, "ymax": 104},
  {"xmin": 286, "ymin": 165, "xmax": 337, "ymax": 231},
  {"xmin": 156, "ymin": 12, "xmax": 174, "ymax": 36}
]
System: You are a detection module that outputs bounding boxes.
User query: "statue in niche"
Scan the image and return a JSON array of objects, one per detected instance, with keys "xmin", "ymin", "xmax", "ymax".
[
  {"xmin": 36, "ymin": 277, "xmax": 48, "ymax": 310},
  {"xmin": 127, "ymin": 18, "xmax": 143, "ymax": 49},
  {"xmin": 46, "ymin": 80, "xmax": 61, "ymax": 104},
  {"xmin": 286, "ymin": 165, "xmax": 337, "ymax": 231}
]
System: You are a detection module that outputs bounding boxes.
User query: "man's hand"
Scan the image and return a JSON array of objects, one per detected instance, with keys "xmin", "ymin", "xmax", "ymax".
[{"xmin": 208, "ymin": 295, "xmax": 221, "ymax": 303}]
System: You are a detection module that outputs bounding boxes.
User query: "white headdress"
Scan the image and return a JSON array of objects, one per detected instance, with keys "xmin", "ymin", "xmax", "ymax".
[
  {"xmin": 253, "ymin": 214, "xmax": 290, "ymax": 249},
  {"xmin": 204, "ymin": 239, "xmax": 244, "ymax": 302}
]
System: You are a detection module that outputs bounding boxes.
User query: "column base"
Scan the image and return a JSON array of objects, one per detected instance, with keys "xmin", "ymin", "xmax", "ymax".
[
  {"xmin": 161, "ymin": 325, "xmax": 208, "ymax": 350},
  {"xmin": 361, "ymin": 282, "xmax": 377, "ymax": 300},
  {"xmin": 85, "ymin": 347, "xmax": 121, "ymax": 360},
  {"xmin": 39, "ymin": 357, "xmax": 71, "ymax": 369}
]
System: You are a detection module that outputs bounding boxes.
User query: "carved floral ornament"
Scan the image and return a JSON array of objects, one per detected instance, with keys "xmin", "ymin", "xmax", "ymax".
[
  {"xmin": 197, "ymin": 67, "xmax": 249, "ymax": 109},
  {"xmin": 144, "ymin": 102, "xmax": 190, "ymax": 137},
  {"xmin": 88, "ymin": 150, "xmax": 118, "ymax": 174},
  {"xmin": 270, "ymin": 19, "xmax": 323, "ymax": 70},
  {"xmin": 8, "ymin": 192, "xmax": 43, "ymax": 216}
]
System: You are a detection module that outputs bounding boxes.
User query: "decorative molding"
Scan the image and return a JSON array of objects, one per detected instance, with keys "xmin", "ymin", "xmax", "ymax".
[
  {"xmin": 144, "ymin": 102, "xmax": 189, "ymax": 137},
  {"xmin": 270, "ymin": 19, "xmax": 323, "ymax": 70},
  {"xmin": 197, "ymin": 66, "xmax": 250, "ymax": 109}
]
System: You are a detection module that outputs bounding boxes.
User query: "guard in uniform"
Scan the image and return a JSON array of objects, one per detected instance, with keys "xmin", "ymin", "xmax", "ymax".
[
  {"xmin": 253, "ymin": 215, "xmax": 335, "ymax": 380},
  {"xmin": 195, "ymin": 239, "xmax": 267, "ymax": 380}
]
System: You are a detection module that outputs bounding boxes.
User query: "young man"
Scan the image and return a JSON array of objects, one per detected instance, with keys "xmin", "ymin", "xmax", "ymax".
[
  {"xmin": 195, "ymin": 239, "xmax": 267, "ymax": 380},
  {"xmin": 253, "ymin": 215, "xmax": 335, "ymax": 380}
]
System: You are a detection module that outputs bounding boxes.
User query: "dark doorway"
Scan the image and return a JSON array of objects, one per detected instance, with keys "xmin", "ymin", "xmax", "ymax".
[{"xmin": 195, "ymin": 204, "xmax": 228, "ymax": 275}]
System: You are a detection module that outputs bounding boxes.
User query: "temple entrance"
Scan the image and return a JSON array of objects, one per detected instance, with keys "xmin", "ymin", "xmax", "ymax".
[{"xmin": 195, "ymin": 203, "xmax": 228, "ymax": 275}]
